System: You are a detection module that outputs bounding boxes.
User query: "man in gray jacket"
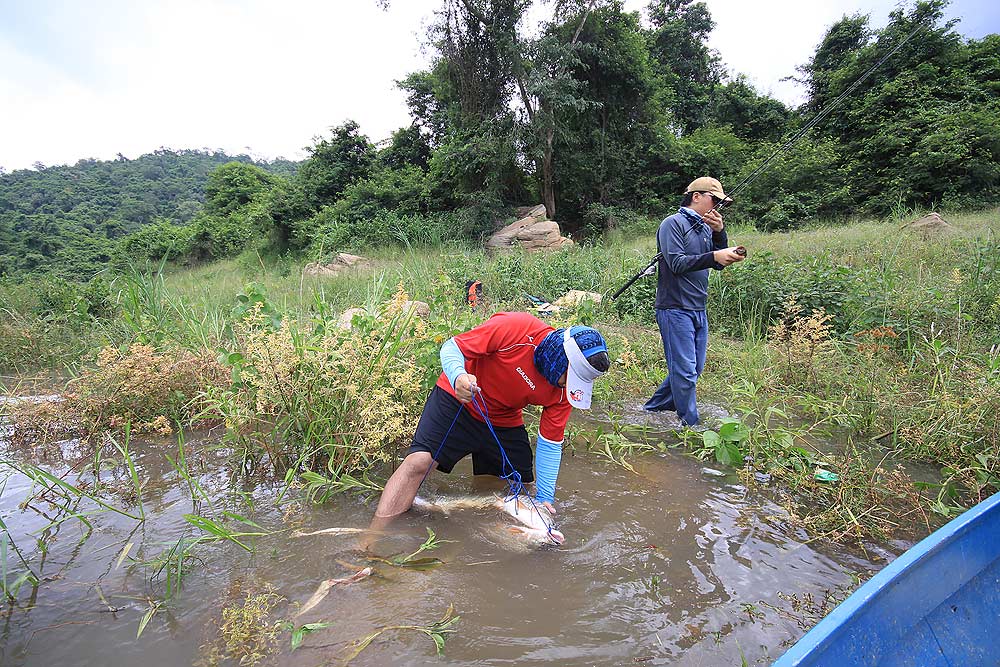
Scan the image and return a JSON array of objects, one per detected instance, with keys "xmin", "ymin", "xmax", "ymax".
[{"xmin": 643, "ymin": 177, "xmax": 745, "ymax": 426}]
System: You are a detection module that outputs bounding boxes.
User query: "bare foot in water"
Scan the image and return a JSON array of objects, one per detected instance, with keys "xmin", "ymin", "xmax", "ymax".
[{"xmin": 356, "ymin": 513, "xmax": 394, "ymax": 552}]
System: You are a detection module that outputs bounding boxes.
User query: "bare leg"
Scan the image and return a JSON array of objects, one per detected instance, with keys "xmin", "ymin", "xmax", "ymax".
[
  {"xmin": 375, "ymin": 452, "xmax": 437, "ymax": 517},
  {"xmin": 360, "ymin": 452, "xmax": 438, "ymax": 550}
]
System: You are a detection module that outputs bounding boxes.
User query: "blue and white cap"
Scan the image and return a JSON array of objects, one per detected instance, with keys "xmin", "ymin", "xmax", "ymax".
[{"xmin": 562, "ymin": 326, "xmax": 608, "ymax": 409}]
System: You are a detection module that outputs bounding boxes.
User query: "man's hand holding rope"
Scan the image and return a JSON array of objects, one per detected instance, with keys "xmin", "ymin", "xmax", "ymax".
[{"xmin": 454, "ymin": 373, "xmax": 480, "ymax": 403}]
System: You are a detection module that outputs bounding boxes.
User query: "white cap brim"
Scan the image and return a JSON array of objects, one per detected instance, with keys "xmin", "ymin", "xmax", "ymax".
[{"xmin": 563, "ymin": 328, "xmax": 603, "ymax": 409}]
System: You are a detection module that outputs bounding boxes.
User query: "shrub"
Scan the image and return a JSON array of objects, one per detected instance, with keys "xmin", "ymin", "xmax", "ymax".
[
  {"xmin": 8, "ymin": 344, "xmax": 228, "ymax": 444},
  {"xmin": 708, "ymin": 251, "xmax": 875, "ymax": 337},
  {"xmin": 332, "ymin": 166, "xmax": 430, "ymax": 219},
  {"xmin": 113, "ymin": 219, "xmax": 194, "ymax": 267},
  {"xmin": 960, "ymin": 237, "xmax": 1000, "ymax": 340},
  {"xmin": 187, "ymin": 212, "xmax": 262, "ymax": 261},
  {"xmin": 208, "ymin": 284, "xmax": 433, "ymax": 477},
  {"xmin": 730, "ymin": 137, "xmax": 853, "ymax": 230}
]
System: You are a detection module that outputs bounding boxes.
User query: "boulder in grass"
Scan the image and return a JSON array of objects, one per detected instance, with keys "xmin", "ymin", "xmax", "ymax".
[
  {"xmin": 401, "ymin": 300, "xmax": 431, "ymax": 320},
  {"xmin": 901, "ymin": 212, "xmax": 953, "ymax": 236},
  {"xmin": 337, "ymin": 307, "xmax": 368, "ymax": 330},
  {"xmin": 486, "ymin": 204, "xmax": 575, "ymax": 252},
  {"xmin": 303, "ymin": 253, "xmax": 372, "ymax": 277},
  {"xmin": 513, "ymin": 204, "xmax": 548, "ymax": 222}
]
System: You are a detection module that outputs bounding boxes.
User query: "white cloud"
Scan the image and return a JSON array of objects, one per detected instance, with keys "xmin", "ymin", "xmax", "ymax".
[
  {"xmin": 1, "ymin": 0, "xmax": 437, "ymax": 170},
  {"xmin": 702, "ymin": 0, "xmax": 900, "ymax": 105},
  {"xmin": 0, "ymin": 0, "xmax": 992, "ymax": 172}
]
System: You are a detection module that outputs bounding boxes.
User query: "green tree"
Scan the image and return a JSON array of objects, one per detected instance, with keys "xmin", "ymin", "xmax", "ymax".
[
  {"xmin": 796, "ymin": 13, "xmax": 870, "ymax": 115},
  {"xmin": 262, "ymin": 180, "xmax": 312, "ymax": 251},
  {"xmin": 432, "ymin": 0, "xmax": 528, "ymax": 213},
  {"xmin": 646, "ymin": 0, "xmax": 723, "ymax": 133},
  {"xmin": 520, "ymin": 3, "xmax": 602, "ymax": 220},
  {"xmin": 731, "ymin": 137, "xmax": 851, "ymax": 230},
  {"xmin": 707, "ymin": 77, "xmax": 791, "ymax": 143},
  {"xmin": 801, "ymin": 0, "xmax": 1000, "ymax": 211},
  {"xmin": 379, "ymin": 125, "xmax": 433, "ymax": 171},
  {"xmin": 204, "ymin": 162, "xmax": 278, "ymax": 216},
  {"xmin": 296, "ymin": 121, "xmax": 376, "ymax": 210},
  {"xmin": 540, "ymin": 2, "xmax": 663, "ymax": 228},
  {"xmin": 398, "ymin": 71, "xmax": 451, "ymax": 146}
]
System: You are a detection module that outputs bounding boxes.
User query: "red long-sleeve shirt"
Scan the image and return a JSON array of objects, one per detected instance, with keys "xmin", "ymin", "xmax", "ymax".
[{"xmin": 435, "ymin": 311, "xmax": 571, "ymax": 442}]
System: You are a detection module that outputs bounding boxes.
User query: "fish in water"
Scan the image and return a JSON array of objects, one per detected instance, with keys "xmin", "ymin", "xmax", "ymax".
[
  {"xmin": 494, "ymin": 494, "xmax": 564, "ymax": 545},
  {"xmin": 411, "ymin": 495, "xmax": 496, "ymax": 515},
  {"xmin": 505, "ymin": 523, "xmax": 565, "ymax": 547},
  {"xmin": 296, "ymin": 567, "xmax": 372, "ymax": 617},
  {"xmin": 484, "ymin": 522, "xmax": 564, "ymax": 551},
  {"xmin": 412, "ymin": 493, "xmax": 565, "ymax": 545},
  {"xmin": 290, "ymin": 527, "xmax": 370, "ymax": 538}
]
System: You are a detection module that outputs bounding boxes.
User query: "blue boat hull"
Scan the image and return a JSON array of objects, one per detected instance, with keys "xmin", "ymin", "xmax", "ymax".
[{"xmin": 773, "ymin": 491, "xmax": 1000, "ymax": 666}]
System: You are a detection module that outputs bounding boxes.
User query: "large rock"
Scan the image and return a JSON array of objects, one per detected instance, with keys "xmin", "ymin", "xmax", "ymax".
[
  {"xmin": 487, "ymin": 204, "xmax": 574, "ymax": 252},
  {"xmin": 337, "ymin": 307, "xmax": 368, "ymax": 330},
  {"xmin": 513, "ymin": 204, "xmax": 548, "ymax": 221},
  {"xmin": 901, "ymin": 212, "xmax": 953, "ymax": 235},
  {"xmin": 401, "ymin": 300, "xmax": 431, "ymax": 320},
  {"xmin": 303, "ymin": 253, "xmax": 372, "ymax": 277}
]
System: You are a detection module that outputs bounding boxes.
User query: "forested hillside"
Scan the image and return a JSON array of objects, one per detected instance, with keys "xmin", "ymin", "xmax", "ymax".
[
  {"xmin": 0, "ymin": 150, "xmax": 297, "ymax": 277},
  {"xmin": 1, "ymin": 0, "xmax": 997, "ymax": 281}
]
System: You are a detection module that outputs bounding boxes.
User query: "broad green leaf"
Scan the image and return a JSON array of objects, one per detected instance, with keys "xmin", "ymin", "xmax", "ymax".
[
  {"xmin": 221, "ymin": 510, "xmax": 264, "ymax": 530},
  {"xmin": 714, "ymin": 441, "xmax": 742, "ymax": 467},
  {"xmin": 719, "ymin": 421, "xmax": 750, "ymax": 442}
]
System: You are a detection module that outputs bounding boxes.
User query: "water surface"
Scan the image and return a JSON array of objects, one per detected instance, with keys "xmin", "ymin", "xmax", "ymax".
[{"xmin": 0, "ymin": 411, "xmax": 892, "ymax": 666}]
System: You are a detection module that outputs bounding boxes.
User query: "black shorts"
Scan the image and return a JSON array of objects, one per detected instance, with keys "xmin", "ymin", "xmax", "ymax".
[{"xmin": 408, "ymin": 386, "xmax": 534, "ymax": 482}]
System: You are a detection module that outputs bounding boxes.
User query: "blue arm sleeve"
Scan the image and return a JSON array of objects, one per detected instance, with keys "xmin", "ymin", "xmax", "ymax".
[
  {"xmin": 440, "ymin": 338, "xmax": 467, "ymax": 389},
  {"xmin": 534, "ymin": 434, "xmax": 563, "ymax": 504}
]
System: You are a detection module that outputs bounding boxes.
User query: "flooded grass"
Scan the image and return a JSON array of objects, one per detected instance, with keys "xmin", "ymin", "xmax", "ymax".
[{"xmin": 196, "ymin": 580, "xmax": 284, "ymax": 667}]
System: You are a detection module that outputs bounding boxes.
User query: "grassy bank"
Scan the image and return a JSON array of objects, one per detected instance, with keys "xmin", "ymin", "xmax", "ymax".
[{"xmin": 2, "ymin": 208, "xmax": 999, "ymax": 543}]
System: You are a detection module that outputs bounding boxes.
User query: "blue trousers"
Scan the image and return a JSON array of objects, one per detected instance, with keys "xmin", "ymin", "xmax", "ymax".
[{"xmin": 643, "ymin": 308, "xmax": 708, "ymax": 426}]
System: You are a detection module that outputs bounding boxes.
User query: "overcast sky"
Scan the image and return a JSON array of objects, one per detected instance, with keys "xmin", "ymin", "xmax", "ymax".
[{"xmin": 1, "ymin": 0, "xmax": 997, "ymax": 172}]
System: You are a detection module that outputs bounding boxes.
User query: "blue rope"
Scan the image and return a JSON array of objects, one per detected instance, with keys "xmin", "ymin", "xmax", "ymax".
[
  {"xmin": 467, "ymin": 391, "xmax": 559, "ymax": 543},
  {"xmin": 469, "ymin": 395, "xmax": 520, "ymax": 492},
  {"xmin": 416, "ymin": 401, "xmax": 465, "ymax": 490},
  {"xmin": 415, "ymin": 388, "xmax": 560, "ymax": 544}
]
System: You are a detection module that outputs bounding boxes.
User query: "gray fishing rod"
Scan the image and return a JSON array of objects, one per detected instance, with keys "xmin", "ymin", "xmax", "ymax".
[{"xmin": 611, "ymin": 19, "xmax": 926, "ymax": 300}]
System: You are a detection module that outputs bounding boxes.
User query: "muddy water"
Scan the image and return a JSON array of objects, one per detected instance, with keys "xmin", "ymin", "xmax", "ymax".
[{"xmin": 0, "ymin": 417, "xmax": 893, "ymax": 667}]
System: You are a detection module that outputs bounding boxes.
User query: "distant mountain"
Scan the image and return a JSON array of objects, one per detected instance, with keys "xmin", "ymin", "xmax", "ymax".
[{"xmin": 0, "ymin": 149, "xmax": 299, "ymax": 277}]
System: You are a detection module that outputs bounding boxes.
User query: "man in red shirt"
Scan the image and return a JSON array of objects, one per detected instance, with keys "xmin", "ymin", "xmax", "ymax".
[{"xmin": 368, "ymin": 311, "xmax": 610, "ymax": 524}]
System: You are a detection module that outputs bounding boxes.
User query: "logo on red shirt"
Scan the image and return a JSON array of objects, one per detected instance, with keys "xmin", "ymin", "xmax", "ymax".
[{"xmin": 515, "ymin": 366, "xmax": 536, "ymax": 390}]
